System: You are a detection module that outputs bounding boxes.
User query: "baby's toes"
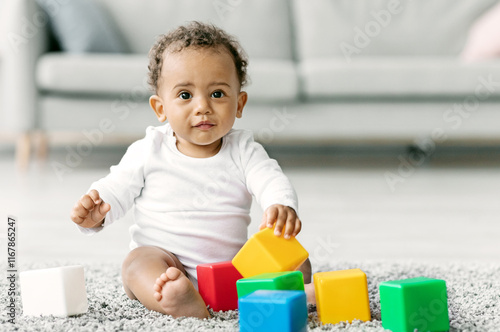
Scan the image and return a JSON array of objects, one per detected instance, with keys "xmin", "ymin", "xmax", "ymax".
[
  {"xmin": 153, "ymin": 291, "xmax": 162, "ymax": 301},
  {"xmin": 165, "ymin": 267, "xmax": 182, "ymax": 280},
  {"xmin": 156, "ymin": 273, "xmax": 168, "ymax": 285}
]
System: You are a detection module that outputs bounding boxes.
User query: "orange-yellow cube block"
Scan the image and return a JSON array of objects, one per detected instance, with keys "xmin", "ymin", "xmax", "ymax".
[
  {"xmin": 232, "ymin": 228, "xmax": 309, "ymax": 278},
  {"xmin": 314, "ymin": 268, "xmax": 371, "ymax": 325}
]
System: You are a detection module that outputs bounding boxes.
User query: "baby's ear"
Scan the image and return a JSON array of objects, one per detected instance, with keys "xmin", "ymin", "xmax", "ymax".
[
  {"xmin": 236, "ymin": 91, "xmax": 248, "ymax": 118},
  {"xmin": 150, "ymin": 95, "xmax": 167, "ymax": 122}
]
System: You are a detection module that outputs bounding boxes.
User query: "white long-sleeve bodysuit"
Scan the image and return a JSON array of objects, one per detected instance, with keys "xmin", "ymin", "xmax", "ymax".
[{"xmin": 82, "ymin": 123, "xmax": 298, "ymax": 283}]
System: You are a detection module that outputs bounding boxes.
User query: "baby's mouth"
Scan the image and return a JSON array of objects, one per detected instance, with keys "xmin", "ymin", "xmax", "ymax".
[{"xmin": 194, "ymin": 121, "xmax": 215, "ymax": 130}]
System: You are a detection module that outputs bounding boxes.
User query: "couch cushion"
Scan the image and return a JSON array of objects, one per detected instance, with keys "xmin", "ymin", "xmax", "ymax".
[
  {"xmin": 37, "ymin": 53, "xmax": 149, "ymax": 96},
  {"xmin": 293, "ymin": 0, "xmax": 499, "ymax": 61},
  {"xmin": 300, "ymin": 57, "xmax": 500, "ymax": 98},
  {"xmin": 97, "ymin": 0, "xmax": 294, "ymax": 60},
  {"xmin": 36, "ymin": 0, "xmax": 128, "ymax": 53},
  {"xmin": 246, "ymin": 60, "xmax": 299, "ymax": 102},
  {"xmin": 36, "ymin": 53, "xmax": 299, "ymax": 102}
]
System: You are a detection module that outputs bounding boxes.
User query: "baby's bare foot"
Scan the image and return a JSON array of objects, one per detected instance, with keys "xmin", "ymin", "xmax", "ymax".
[
  {"xmin": 304, "ymin": 283, "xmax": 316, "ymax": 304},
  {"xmin": 153, "ymin": 267, "xmax": 209, "ymax": 319}
]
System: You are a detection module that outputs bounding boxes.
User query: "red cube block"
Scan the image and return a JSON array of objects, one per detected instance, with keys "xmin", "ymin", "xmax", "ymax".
[{"xmin": 196, "ymin": 261, "xmax": 243, "ymax": 311}]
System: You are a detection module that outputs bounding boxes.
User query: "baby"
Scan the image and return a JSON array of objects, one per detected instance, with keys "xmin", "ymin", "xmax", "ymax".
[{"xmin": 70, "ymin": 21, "xmax": 313, "ymax": 319}]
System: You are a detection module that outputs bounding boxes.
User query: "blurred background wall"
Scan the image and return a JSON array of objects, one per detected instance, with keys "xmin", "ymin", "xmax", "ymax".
[{"xmin": 1, "ymin": 0, "xmax": 500, "ymax": 167}]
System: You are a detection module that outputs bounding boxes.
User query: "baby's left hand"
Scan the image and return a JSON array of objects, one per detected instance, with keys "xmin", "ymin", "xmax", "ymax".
[{"xmin": 259, "ymin": 204, "xmax": 301, "ymax": 239}]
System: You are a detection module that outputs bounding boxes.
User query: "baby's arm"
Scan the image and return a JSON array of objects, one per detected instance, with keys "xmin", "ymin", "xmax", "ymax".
[
  {"xmin": 72, "ymin": 127, "xmax": 157, "ymax": 232},
  {"xmin": 70, "ymin": 189, "xmax": 110, "ymax": 229},
  {"xmin": 259, "ymin": 204, "xmax": 302, "ymax": 239},
  {"xmin": 239, "ymin": 131, "xmax": 300, "ymax": 239}
]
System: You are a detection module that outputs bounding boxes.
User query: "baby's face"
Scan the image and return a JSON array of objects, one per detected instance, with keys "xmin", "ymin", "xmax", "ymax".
[{"xmin": 150, "ymin": 47, "xmax": 247, "ymax": 158}]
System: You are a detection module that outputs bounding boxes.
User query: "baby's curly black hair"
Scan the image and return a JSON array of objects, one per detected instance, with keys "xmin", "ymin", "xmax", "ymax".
[{"xmin": 148, "ymin": 21, "xmax": 249, "ymax": 93}]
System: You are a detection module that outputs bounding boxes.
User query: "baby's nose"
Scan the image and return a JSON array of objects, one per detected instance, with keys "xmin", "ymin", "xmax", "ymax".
[{"xmin": 194, "ymin": 97, "xmax": 212, "ymax": 115}]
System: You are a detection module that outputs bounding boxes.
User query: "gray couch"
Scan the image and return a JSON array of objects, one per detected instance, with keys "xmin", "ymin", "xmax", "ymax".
[{"xmin": 2, "ymin": 0, "xmax": 500, "ymax": 165}]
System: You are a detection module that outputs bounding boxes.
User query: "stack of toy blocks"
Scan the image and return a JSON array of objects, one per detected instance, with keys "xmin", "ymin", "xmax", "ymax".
[
  {"xmin": 196, "ymin": 261, "xmax": 243, "ymax": 311},
  {"xmin": 231, "ymin": 227, "xmax": 309, "ymax": 331},
  {"xmin": 196, "ymin": 227, "xmax": 309, "ymax": 329},
  {"xmin": 379, "ymin": 277, "xmax": 450, "ymax": 332},
  {"xmin": 313, "ymin": 268, "xmax": 371, "ymax": 325}
]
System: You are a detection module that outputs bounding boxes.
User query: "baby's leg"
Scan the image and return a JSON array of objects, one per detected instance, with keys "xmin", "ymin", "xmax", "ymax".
[
  {"xmin": 121, "ymin": 246, "xmax": 209, "ymax": 318},
  {"xmin": 298, "ymin": 258, "xmax": 312, "ymax": 283},
  {"xmin": 298, "ymin": 258, "xmax": 316, "ymax": 304}
]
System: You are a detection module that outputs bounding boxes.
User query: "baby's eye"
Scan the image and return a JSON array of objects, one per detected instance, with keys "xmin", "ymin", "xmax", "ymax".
[
  {"xmin": 179, "ymin": 92, "xmax": 191, "ymax": 100},
  {"xmin": 211, "ymin": 91, "xmax": 224, "ymax": 98}
]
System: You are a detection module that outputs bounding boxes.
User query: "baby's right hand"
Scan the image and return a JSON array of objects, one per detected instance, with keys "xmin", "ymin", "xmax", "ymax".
[{"xmin": 70, "ymin": 189, "xmax": 110, "ymax": 228}]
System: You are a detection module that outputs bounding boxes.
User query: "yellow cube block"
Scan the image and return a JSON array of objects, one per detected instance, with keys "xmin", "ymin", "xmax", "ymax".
[
  {"xmin": 232, "ymin": 228, "xmax": 309, "ymax": 278},
  {"xmin": 314, "ymin": 268, "xmax": 371, "ymax": 325}
]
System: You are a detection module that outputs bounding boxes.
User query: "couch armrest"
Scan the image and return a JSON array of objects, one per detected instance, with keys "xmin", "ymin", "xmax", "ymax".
[{"xmin": 0, "ymin": 0, "xmax": 50, "ymax": 132}]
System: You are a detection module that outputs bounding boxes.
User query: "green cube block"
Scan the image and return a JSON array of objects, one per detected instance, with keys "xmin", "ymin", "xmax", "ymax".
[
  {"xmin": 379, "ymin": 277, "xmax": 450, "ymax": 332},
  {"xmin": 236, "ymin": 271, "xmax": 304, "ymax": 298}
]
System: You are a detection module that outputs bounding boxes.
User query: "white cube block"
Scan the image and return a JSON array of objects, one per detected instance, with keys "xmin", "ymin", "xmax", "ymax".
[{"xmin": 20, "ymin": 265, "xmax": 88, "ymax": 316}]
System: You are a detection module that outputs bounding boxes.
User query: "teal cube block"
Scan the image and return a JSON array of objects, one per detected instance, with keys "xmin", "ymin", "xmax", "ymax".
[
  {"xmin": 379, "ymin": 277, "xmax": 450, "ymax": 332},
  {"xmin": 238, "ymin": 290, "xmax": 307, "ymax": 332},
  {"xmin": 237, "ymin": 271, "xmax": 304, "ymax": 298}
]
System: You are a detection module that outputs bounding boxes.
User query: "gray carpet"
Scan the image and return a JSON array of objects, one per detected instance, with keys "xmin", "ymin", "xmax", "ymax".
[{"xmin": 1, "ymin": 260, "xmax": 499, "ymax": 331}]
